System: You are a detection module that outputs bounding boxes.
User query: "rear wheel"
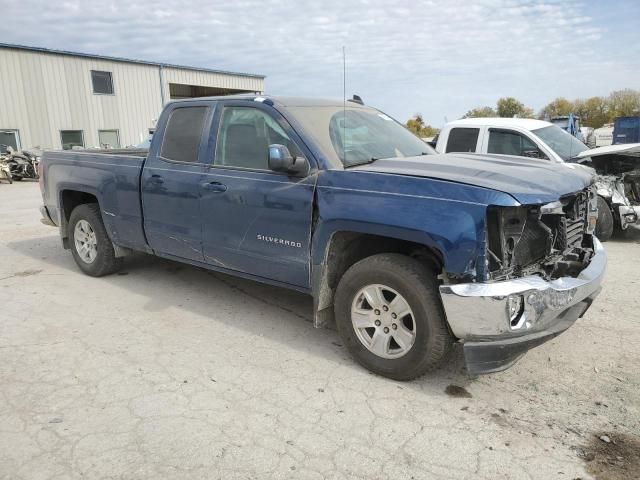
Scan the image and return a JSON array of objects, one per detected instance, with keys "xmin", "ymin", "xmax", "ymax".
[
  {"xmin": 69, "ymin": 203, "xmax": 123, "ymax": 276},
  {"xmin": 334, "ymin": 253, "xmax": 453, "ymax": 381},
  {"xmin": 595, "ymin": 196, "xmax": 614, "ymax": 242}
]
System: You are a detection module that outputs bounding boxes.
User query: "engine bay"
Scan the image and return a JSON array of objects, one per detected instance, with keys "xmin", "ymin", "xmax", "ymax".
[
  {"xmin": 589, "ymin": 154, "xmax": 640, "ymax": 226},
  {"xmin": 486, "ymin": 189, "xmax": 597, "ymax": 281}
]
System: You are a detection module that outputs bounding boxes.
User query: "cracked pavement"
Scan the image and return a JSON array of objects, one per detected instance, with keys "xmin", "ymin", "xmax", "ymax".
[{"xmin": 1, "ymin": 182, "xmax": 639, "ymax": 479}]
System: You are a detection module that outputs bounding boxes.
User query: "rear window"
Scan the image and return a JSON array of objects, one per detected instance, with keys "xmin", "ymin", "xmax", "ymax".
[
  {"xmin": 160, "ymin": 107, "xmax": 207, "ymax": 163},
  {"xmin": 446, "ymin": 128, "xmax": 479, "ymax": 153}
]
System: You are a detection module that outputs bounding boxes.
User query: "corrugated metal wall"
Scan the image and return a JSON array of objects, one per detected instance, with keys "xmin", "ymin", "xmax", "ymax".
[
  {"xmin": 0, "ymin": 47, "xmax": 265, "ymax": 150},
  {"xmin": 162, "ymin": 67, "xmax": 264, "ymax": 100}
]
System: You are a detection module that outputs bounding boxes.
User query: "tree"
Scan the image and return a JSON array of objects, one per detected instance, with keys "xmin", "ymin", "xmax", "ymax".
[
  {"xmin": 406, "ymin": 114, "xmax": 439, "ymax": 138},
  {"xmin": 462, "ymin": 106, "xmax": 496, "ymax": 118},
  {"xmin": 607, "ymin": 89, "xmax": 640, "ymax": 119},
  {"xmin": 574, "ymin": 96, "xmax": 609, "ymax": 128},
  {"xmin": 496, "ymin": 97, "xmax": 534, "ymax": 118},
  {"xmin": 539, "ymin": 97, "xmax": 574, "ymax": 120}
]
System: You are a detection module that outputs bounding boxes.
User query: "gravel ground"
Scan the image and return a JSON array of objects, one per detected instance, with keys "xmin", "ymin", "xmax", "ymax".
[{"xmin": 1, "ymin": 181, "xmax": 639, "ymax": 480}]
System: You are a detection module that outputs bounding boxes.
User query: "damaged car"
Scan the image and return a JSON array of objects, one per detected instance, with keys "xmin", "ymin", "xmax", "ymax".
[
  {"xmin": 436, "ymin": 118, "xmax": 640, "ymax": 240},
  {"xmin": 570, "ymin": 144, "xmax": 640, "ymax": 238},
  {"xmin": 39, "ymin": 95, "xmax": 606, "ymax": 379}
]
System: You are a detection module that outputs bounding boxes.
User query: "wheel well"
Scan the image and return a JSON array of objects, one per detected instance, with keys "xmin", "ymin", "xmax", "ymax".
[
  {"xmin": 325, "ymin": 232, "xmax": 442, "ymax": 291},
  {"xmin": 59, "ymin": 190, "xmax": 99, "ymax": 247},
  {"xmin": 313, "ymin": 231, "xmax": 443, "ymax": 326},
  {"xmin": 61, "ymin": 190, "xmax": 98, "ymax": 222}
]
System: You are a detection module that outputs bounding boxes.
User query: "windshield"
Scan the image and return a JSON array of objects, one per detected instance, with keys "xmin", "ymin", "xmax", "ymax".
[
  {"xmin": 550, "ymin": 118, "xmax": 568, "ymax": 128},
  {"xmin": 286, "ymin": 105, "xmax": 435, "ymax": 167},
  {"xmin": 531, "ymin": 125, "xmax": 588, "ymax": 161}
]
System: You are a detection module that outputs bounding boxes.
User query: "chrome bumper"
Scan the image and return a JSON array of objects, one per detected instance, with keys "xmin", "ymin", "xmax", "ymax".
[
  {"xmin": 439, "ymin": 237, "xmax": 606, "ymax": 373},
  {"xmin": 619, "ymin": 205, "xmax": 640, "ymax": 229}
]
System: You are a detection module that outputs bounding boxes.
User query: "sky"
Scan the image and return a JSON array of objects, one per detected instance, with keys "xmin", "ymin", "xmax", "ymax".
[{"xmin": 2, "ymin": 0, "xmax": 639, "ymax": 126}]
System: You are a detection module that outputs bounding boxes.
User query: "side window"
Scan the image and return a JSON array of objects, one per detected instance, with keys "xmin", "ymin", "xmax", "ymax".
[
  {"xmin": 215, "ymin": 106, "xmax": 301, "ymax": 170},
  {"xmin": 488, "ymin": 130, "xmax": 543, "ymax": 158},
  {"xmin": 160, "ymin": 107, "xmax": 207, "ymax": 163},
  {"xmin": 445, "ymin": 128, "xmax": 479, "ymax": 153}
]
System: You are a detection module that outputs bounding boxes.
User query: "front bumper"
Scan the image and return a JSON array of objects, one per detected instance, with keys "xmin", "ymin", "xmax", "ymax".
[
  {"xmin": 439, "ymin": 237, "xmax": 606, "ymax": 374},
  {"xmin": 618, "ymin": 205, "xmax": 640, "ymax": 229}
]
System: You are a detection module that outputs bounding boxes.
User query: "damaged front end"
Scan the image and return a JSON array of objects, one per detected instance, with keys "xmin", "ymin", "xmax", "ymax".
[
  {"xmin": 439, "ymin": 187, "xmax": 606, "ymax": 374},
  {"xmin": 588, "ymin": 153, "xmax": 640, "ymax": 229},
  {"xmin": 485, "ymin": 187, "xmax": 599, "ymax": 281}
]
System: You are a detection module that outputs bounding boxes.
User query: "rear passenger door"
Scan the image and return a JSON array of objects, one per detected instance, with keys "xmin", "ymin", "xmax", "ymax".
[
  {"xmin": 141, "ymin": 102, "xmax": 213, "ymax": 261},
  {"xmin": 199, "ymin": 101, "xmax": 316, "ymax": 288},
  {"xmin": 444, "ymin": 127, "xmax": 481, "ymax": 153}
]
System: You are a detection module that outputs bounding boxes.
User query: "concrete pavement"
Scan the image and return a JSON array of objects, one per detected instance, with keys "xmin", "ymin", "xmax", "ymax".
[{"xmin": 1, "ymin": 181, "xmax": 639, "ymax": 479}]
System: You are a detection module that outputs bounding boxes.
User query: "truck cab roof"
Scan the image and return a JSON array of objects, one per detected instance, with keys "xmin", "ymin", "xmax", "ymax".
[
  {"xmin": 445, "ymin": 117, "xmax": 553, "ymax": 131},
  {"xmin": 167, "ymin": 94, "xmax": 369, "ymax": 109}
]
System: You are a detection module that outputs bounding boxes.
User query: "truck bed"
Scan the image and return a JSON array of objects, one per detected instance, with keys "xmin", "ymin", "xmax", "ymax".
[
  {"xmin": 75, "ymin": 148, "xmax": 149, "ymax": 158},
  {"xmin": 41, "ymin": 150, "xmax": 148, "ymax": 251}
]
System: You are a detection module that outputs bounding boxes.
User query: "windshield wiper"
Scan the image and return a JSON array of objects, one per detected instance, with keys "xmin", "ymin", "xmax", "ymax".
[{"xmin": 344, "ymin": 157, "xmax": 379, "ymax": 168}]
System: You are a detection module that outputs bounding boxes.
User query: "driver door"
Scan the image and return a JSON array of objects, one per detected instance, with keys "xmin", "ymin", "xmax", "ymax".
[
  {"xmin": 487, "ymin": 128, "xmax": 548, "ymax": 159},
  {"xmin": 199, "ymin": 102, "xmax": 316, "ymax": 288}
]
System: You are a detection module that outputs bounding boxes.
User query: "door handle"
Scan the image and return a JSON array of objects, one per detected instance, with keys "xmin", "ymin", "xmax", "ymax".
[
  {"xmin": 201, "ymin": 181, "xmax": 227, "ymax": 192},
  {"xmin": 150, "ymin": 174, "xmax": 164, "ymax": 184}
]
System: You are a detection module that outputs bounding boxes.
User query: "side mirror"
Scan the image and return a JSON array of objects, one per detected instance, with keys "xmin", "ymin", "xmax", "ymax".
[
  {"xmin": 523, "ymin": 149, "xmax": 547, "ymax": 160},
  {"xmin": 268, "ymin": 144, "xmax": 309, "ymax": 176}
]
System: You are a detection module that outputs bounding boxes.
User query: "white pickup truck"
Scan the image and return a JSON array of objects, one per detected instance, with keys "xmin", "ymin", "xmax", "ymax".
[{"xmin": 435, "ymin": 118, "xmax": 640, "ymax": 241}]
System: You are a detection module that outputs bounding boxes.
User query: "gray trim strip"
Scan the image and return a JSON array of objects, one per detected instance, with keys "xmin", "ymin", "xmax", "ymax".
[{"xmin": 0, "ymin": 42, "xmax": 266, "ymax": 79}]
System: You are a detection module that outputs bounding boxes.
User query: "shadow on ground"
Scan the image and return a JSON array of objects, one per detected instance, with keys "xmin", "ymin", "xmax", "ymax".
[
  {"xmin": 7, "ymin": 233, "xmax": 469, "ymax": 387},
  {"xmin": 610, "ymin": 224, "xmax": 640, "ymax": 243}
]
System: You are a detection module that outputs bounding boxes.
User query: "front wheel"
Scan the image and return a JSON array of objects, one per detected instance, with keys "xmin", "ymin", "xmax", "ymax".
[
  {"xmin": 595, "ymin": 196, "xmax": 614, "ymax": 242},
  {"xmin": 334, "ymin": 253, "xmax": 453, "ymax": 381},
  {"xmin": 69, "ymin": 203, "xmax": 123, "ymax": 277}
]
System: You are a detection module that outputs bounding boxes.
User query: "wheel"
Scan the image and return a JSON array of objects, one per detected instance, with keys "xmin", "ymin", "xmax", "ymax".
[
  {"xmin": 68, "ymin": 203, "xmax": 123, "ymax": 276},
  {"xmin": 334, "ymin": 253, "xmax": 453, "ymax": 381},
  {"xmin": 595, "ymin": 196, "xmax": 614, "ymax": 242}
]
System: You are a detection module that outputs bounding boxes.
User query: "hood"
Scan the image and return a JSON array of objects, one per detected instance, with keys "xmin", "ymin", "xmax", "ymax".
[
  {"xmin": 575, "ymin": 143, "xmax": 640, "ymax": 159},
  {"xmin": 352, "ymin": 153, "xmax": 594, "ymax": 205}
]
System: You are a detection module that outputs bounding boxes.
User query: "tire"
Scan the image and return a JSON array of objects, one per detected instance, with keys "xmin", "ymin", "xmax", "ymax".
[
  {"xmin": 595, "ymin": 196, "xmax": 614, "ymax": 242},
  {"xmin": 68, "ymin": 203, "xmax": 123, "ymax": 277},
  {"xmin": 334, "ymin": 253, "xmax": 453, "ymax": 381}
]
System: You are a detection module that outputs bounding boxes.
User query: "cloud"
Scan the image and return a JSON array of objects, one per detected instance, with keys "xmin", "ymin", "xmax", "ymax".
[{"xmin": 3, "ymin": 0, "xmax": 639, "ymax": 124}]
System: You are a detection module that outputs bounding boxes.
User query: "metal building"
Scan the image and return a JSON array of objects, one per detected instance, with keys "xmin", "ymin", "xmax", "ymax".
[{"xmin": 0, "ymin": 43, "xmax": 265, "ymax": 151}]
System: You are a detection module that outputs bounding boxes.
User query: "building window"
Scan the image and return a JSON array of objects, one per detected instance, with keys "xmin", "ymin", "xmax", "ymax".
[
  {"xmin": 98, "ymin": 130, "xmax": 120, "ymax": 149},
  {"xmin": 160, "ymin": 107, "xmax": 207, "ymax": 163},
  {"xmin": 60, "ymin": 130, "xmax": 84, "ymax": 150},
  {"xmin": 91, "ymin": 70, "xmax": 114, "ymax": 95},
  {"xmin": 0, "ymin": 129, "xmax": 21, "ymax": 150},
  {"xmin": 445, "ymin": 128, "xmax": 480, "ymax": 153}
]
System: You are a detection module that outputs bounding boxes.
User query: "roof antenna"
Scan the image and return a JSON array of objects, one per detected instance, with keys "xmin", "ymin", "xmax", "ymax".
[{"xmin": 342, "ymin": 46, "xmax": 347, "ymax": 164}]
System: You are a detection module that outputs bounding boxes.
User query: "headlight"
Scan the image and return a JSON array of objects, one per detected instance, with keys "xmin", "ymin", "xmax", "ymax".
[{"xmin": 507, "ymin": 294, "xmax": 525, "ymax": 328}]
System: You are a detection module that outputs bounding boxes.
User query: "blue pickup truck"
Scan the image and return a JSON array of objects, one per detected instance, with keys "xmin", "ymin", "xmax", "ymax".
[{"xmin": 39, "ymin": 95, "xmax": 606, "ymax": 380}]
